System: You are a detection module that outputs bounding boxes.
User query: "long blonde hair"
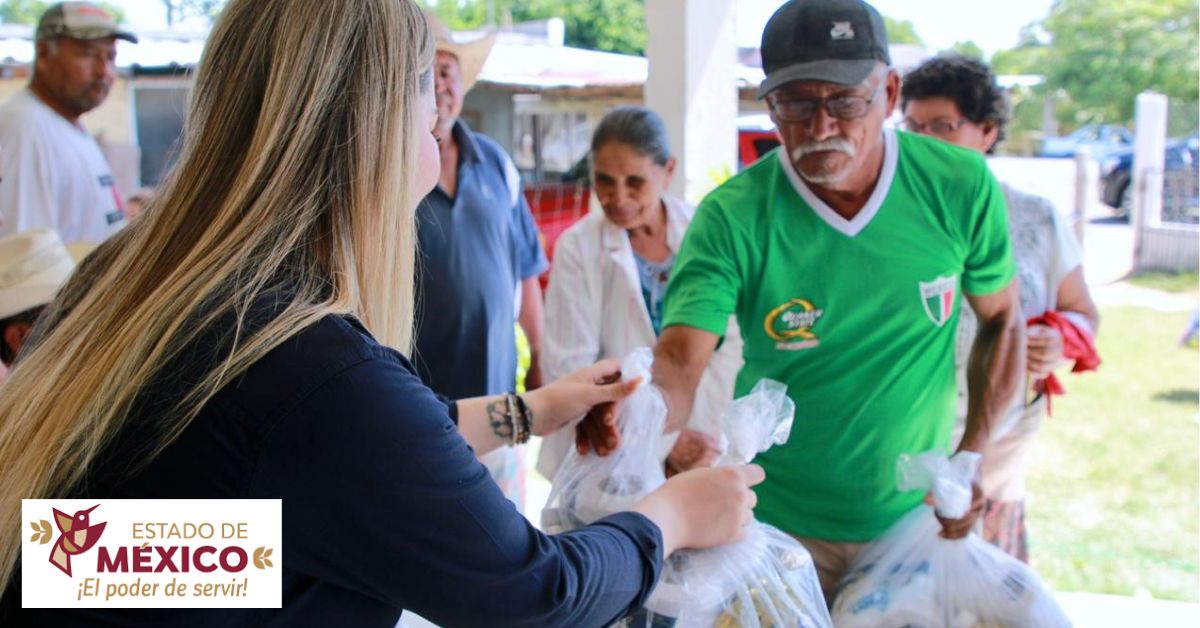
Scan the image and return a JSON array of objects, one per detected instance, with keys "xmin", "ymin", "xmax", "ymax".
[{"xmin": 0, "ymin": 0, "xmax": 434, "ymax": 590}]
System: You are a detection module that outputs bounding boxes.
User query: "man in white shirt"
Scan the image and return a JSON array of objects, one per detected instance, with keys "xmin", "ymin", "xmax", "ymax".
[{"xmin": 0, "ymin": 2, "xmax": 137, "ymax": 242}]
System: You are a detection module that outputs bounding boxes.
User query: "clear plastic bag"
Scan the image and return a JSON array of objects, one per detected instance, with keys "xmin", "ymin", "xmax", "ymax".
[
  {"xmin": 630, "ymin": 379, "xmax": 833, "ymax": 628},
  {"xmin": 831, "ymin": 450, "xmax": 1072, "ymax": 628},
  {"xmin": 541, "ymin": 348, "xmax": 666, "ymax": 533},
  {"xmin": 631, "ymin": 523, "xmax": 833, "ymax": 628}
]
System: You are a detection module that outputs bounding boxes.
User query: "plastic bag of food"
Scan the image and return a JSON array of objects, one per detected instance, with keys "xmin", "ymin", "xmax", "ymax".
[
  {"xmin": 628, "ymin": 380, "xmax": 832, "ymax": 628},
  {"xmin": 540, "ymin": 348, "xmax": 666, "ymax": 533},
  {"xmin": 830, "ymin": 450, "xmax": 1072, "ymax": 628}
]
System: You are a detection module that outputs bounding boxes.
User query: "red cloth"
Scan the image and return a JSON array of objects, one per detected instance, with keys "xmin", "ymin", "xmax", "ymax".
[{"xmin": 1026, "ymin": 310, "xmax": 1100, "ymax": 414}]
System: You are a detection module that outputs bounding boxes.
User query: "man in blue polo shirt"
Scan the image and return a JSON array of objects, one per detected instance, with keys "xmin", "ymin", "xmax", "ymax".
[{"xmin": 415, "ymin": 14, "xmax": 549, "ymax": 507}]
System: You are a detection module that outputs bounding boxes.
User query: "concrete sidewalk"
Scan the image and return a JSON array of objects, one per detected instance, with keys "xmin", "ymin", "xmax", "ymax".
[{"xmin": 1057, "ymin": 592, "xmax": 1200, "ymax": 627}]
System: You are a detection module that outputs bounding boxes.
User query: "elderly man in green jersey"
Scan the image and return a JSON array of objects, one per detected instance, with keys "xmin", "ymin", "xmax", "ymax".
[{"xmin": 639, "ymin": 0, "xmax": 1023, "ymax": 596}]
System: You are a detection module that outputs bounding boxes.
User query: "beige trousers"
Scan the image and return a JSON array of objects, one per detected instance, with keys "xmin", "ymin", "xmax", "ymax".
[{"xmin": 791, "ymin": 535, "xmax": 870, "ymax": 607}]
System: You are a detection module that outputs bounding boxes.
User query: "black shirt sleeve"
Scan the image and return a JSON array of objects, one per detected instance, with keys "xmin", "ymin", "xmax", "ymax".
[{"xmin": 250, "ymin": 356, "xmax": 662, "ymax": 627}]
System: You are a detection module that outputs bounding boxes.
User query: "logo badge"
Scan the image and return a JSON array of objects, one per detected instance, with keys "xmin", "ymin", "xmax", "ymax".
[
  {"xmin": 830, "ymin": 21, "xmax": 855, "ymax": 40},
  {"xmin": 764, "ymin": 298, "xmax": 824, "ymax": 350},
  {"xmin": 24, "ymin": 499, "xmax": 283, "ymax": 609},
  {"xmin": 33, "ymin": 505, "xmax": 107, "ymax": 577},
  {"xmin": 918, "ymin": 275, "xmax": 958, "ymax": 327}
]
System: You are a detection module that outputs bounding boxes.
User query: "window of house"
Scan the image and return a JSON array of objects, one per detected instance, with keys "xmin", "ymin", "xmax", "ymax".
[
  {"xmin": 513, "ymin": 111, "xmax": 591, "ymax": 184},
  {"xmin": 130, "ymin": 82, "xmax": 189, "ymax": 187}
]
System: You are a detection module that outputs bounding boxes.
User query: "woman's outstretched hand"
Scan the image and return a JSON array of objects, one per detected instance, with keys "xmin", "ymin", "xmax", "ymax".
[
  {"xmin": 523, "ymin": 359, "xmax": 640, "ymax": 438},
  {"xmin": 632, "ymin": 464, "xmax": 765, "ymax": 556}
]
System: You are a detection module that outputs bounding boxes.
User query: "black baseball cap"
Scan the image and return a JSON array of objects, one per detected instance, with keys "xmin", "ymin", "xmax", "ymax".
[{"xmin": 758, "ymin": 0, "xmax": 891, "ymax": 98}]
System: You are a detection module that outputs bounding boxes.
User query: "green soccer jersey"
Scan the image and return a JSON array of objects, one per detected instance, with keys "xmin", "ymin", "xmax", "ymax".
[{"xmin": 663, "ymin": 129, "xmax": 1015, "ymax": 542}]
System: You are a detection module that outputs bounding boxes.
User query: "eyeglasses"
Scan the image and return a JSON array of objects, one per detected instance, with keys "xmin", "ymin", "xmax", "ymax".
[
  {"xmin": 902, "ymin": 118, "xmax": 968, "ymax": 137},
  {"xmin": 768, "ymin": 81, "xmax": 884, "ymax": 123}
]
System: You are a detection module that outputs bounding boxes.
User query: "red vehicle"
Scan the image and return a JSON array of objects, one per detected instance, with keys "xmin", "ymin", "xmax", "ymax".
[
  {"xmin": 735, "ymin": 114, "xmax": 782, "ymax": 170},
  {"xmin": 525, "ymin": 116, "xmax": 781, "ymax": 276}
]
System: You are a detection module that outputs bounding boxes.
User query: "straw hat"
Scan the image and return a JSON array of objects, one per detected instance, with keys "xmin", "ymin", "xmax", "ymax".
[
  {"xmin": 65, "ymin": 241, "xmax": 97, "ymax": 263},
  {"xmin": 424, "ymin": 11, "xmax": 497, "ymax": 92},
  {"xmin": 0, "ymin": 229, "xmax": 75, "ymax": 319}
]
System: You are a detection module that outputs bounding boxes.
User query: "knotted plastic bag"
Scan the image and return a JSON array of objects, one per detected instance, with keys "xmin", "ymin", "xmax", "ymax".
[
  {"xmin": 541, "ymin": 348, "xmax": 666, "ymax": 533},
  {"xmin": 831, "ymin": 450, "xmax": 1072, "ymax": 628},
  {"xmin": 628, "ymin": 380, "xmax": 833, "ymax": 628}
]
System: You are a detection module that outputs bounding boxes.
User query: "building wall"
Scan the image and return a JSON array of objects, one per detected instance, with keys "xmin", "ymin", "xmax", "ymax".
[
  {"xmin": 1138, "ymin": 226, "xmax": 1200, "ymax": 272},
  {"xmin": 1, "ymin": 74, "xmax": 773, "ymax": 197},
  {"xmin": 463, "ymin": 85, "xmax": 517, "ymax": 155}
]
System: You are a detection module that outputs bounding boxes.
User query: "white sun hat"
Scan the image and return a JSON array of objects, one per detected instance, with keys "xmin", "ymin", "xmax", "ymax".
[{"xmin": 0, "ymin": 229, "xmax": 75, "ymax": 320}]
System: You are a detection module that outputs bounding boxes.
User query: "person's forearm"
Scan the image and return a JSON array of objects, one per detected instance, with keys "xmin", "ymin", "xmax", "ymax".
[
  {"xmin": 652, "ymin": 328, "xmax": 715, "ymax": 432},
  {"xmin": 653, "ymin": 351, "xmax": 697, "ymax": 432},
  {"xmin": 630, "ymin": 492, "xmax": 683, "ymax": 557},
  {"xmin": 519, "ymin": 277, "xmax": 545, "ymax": 389},
  {"xmin": 959, "ymin": 296, "xmax": 1026, "ymax": 453},
  {"xmin": 456, "ymin": 384, "xmax": 567, "ymax": 456},
  {"xmin": 1055, "ymin": 267, "xmax": 1100, "ymax": 337},
  {"xmin": 455, "ymin": 395, "xmax": 518, "ymax": 457},
  {"xmin": 1068, "ymin": 307, "xmax": 1099, "ymax": 337}
]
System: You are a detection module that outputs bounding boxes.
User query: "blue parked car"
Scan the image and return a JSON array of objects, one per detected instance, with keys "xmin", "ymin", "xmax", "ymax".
[
  {"xmin": 1099, "ymin": 135, "xmax": 1199, "ymax": 221},
  {"xmin": 1041, "ymin": 124, "xmax": 1133, "ymax": 158}
]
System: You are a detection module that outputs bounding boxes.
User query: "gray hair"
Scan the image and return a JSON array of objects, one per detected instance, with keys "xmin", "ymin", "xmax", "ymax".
[{"xmin": 591, "ymin": 105, "xmax": 672, "ymax": 166}]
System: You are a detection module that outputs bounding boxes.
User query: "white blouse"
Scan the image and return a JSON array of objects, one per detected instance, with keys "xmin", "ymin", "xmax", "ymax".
[{"xmin": 537, "ymin": 195, "xmax": 744, "ymax": 479}]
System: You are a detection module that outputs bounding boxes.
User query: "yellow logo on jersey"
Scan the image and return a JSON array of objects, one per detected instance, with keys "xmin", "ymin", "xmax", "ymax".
[{"xmin": 764, "ymin": 298, "xmax": 824, "ymax": 343}]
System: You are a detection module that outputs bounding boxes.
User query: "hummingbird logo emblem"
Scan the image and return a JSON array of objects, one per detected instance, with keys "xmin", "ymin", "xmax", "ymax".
[{"xmin": 31, "ymin": 505, "xmax": 107, "ymax": 577}]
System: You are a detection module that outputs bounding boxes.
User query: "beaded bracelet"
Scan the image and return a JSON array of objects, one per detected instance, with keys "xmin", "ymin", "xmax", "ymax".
[
  {"xmin": 507, "ymin": 392, "xmax": 531, "ymax": 445},
  {"xmin": 504, "ymin": 393, "xmax": 519, "ymax": 445},
  {"xmin": 514, "ymin": 394, "xmax": 532, "ymax": 444}
]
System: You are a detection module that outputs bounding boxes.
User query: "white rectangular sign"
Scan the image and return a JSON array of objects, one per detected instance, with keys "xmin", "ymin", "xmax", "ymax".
[{"xmin": 21, "ymin": 499, "xmax": 282, "ymax": 609}]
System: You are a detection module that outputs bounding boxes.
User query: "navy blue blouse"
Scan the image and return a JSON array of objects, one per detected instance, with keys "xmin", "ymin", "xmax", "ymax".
[{"xmin": 1, "ymin": 313, "xmax": 663, "ymax": 627}]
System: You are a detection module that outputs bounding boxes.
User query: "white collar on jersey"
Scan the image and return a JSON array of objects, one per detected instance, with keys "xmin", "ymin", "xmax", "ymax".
[{"xmin": 777, "ymin": 127, "xmax": 899, "ymax": 238}]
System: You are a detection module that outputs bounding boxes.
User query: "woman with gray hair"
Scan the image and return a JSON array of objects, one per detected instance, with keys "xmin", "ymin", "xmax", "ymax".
[{"xmin": 540, "ymin": 105, "xmax": 743, "ymax": 479}]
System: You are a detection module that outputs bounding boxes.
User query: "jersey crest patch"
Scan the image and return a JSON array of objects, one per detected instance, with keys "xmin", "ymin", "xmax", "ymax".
[{"xmin": 919, "ymin": 275, "xmax": 958, "ymax": 327}]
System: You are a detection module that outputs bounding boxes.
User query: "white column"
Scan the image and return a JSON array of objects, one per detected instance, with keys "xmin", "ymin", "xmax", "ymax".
[
  {"xmin": 1132, "ymin": 91, "xmax": 1168, "ymax": 265},
  {"xmin": 645, "ymin": 0, "xmax": 738, "ymax": 203}
]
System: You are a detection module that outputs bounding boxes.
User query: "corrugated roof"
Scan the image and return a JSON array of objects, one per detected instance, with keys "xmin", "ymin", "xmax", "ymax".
[
  {"xmin": 0, "ymin": 25, "xmax": 1039, "ymax": 92},
  {"xmin": 479, "ymin": 42, "xmax": 646, "ymax": 89},
  {"xmin": 0, "ymin": 24, "xmax": 206, "ymax": 68}
]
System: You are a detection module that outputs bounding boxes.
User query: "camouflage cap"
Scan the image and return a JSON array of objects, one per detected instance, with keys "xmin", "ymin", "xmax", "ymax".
[{"xmin": 36, "ymin": 2, "xmax": 138, "ymax": 44}]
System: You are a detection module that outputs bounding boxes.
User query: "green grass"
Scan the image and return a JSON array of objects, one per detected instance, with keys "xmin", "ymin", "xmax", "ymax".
[
  {"xmin": 1026, "ymin": 305, "xmax": 1199, "ymax": 602},
  {"xmin": 1127, "ymin": 271, "xmax": 1200, "ymax": 294}
]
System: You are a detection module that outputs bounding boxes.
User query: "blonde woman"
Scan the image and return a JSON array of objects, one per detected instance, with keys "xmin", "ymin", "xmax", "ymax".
[{"xmin": 0, "ymin": 1, "xmax": 763, "ymax": 625}]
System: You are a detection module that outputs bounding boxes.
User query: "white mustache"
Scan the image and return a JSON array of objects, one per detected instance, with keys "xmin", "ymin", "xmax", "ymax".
[{"xmin": 791, "ymin": 139, "xmax": 856, "ymax": 160}]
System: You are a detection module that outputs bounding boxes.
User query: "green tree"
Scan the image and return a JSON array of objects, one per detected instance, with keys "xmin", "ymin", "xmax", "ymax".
[
  {"xmin": 160, "ymin": 0, "xmax": 226, "ymax": 27},
  {"xmin": 991, "ymin": 48, "xmax": 1046, "ymax": 76},
  {"xmin": 527, "ymin": 0, "xmax": 646, "ymax": 56},
  {"xmin": 882, "ymin": 15, "xmax": 923, "ymax": 46},
  {"xmin": 424, "ymin": 0, "xmax": 646, "ymax": 55},
  {"xmin": 1, "ymin": 0, "xmax": 125, "ymax": 24},
  {"xmin": 426, "ymin": 0, "xmax": 486, "ymax": 30},
  {"xmin": 1035, "ymin": 0, "xmax": 1197, "ymax": 127},
  {"xmin": 944, "ymin": 40, "xmax": 986, "ymax": 60},
  {"xmin": 0, "ymin": 0, "xmax": 45, "ymax": 22}
]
